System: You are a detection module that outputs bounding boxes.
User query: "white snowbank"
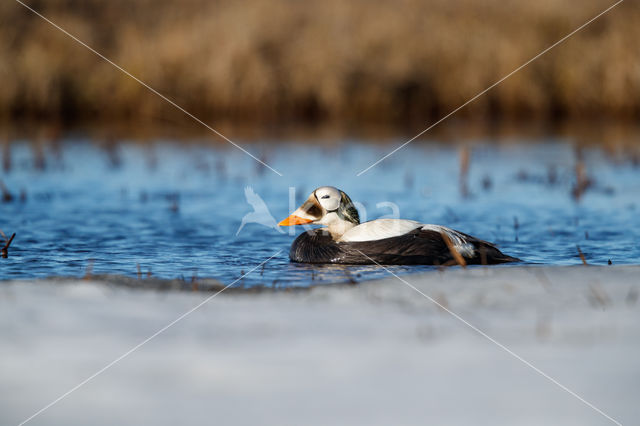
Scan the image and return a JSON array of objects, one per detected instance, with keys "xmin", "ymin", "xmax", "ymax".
[{"xmin": 1, "ymin": 265, "xmax": 638, "ymax": 426}]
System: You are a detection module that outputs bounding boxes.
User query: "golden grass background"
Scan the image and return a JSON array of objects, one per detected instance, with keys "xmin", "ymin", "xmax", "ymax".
[{"xmin": 1, "ymin": 0, "xmax": 638, "ymax": 125}]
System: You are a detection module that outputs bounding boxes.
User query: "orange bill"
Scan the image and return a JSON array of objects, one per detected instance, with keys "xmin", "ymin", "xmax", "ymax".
[{"xmin": 278, "ymin": 215, "xmax": 314, "ymax": 226}]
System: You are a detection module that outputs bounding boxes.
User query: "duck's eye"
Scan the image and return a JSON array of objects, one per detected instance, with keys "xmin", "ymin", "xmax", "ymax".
[{"xmin": 321, "ymin": 195, "xmax": 330, "ymax": 199}]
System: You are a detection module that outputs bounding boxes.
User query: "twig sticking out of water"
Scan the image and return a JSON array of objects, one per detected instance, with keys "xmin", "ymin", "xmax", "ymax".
[
  {"xmin": 459, "ymin": 146, "xmax": 470, "ymax": 198},
  {"xmin": 167, "ymin": 193, "xmax": 180, "ymax": 213},
  {"xmin": 481, "ymin": 175, "xmax": 492, "ymax": 191},
  {"xmin": 571, "ymin": 148, "xmax": 592, "ymax": 201},
  {"xmin": 547, "ymin": 165, "xmax": 557, "ymax": 185},
  {"xmin": 1, "ymin": 231, "xmax": 16, "ymax": 258},
  {"xmin": 33, "ymin": 140, "xmax": 46, "ymax": 171},
  {"xmin": 441, "ymin": 232, "xmax": 467, "ymax": 268},
  {"xmin": 0, "ymin": 180, "xmax": 13, "ymax": 202},
  {"xmin": 104, "ymin": 138, "xmax": 122, "ymax": 169},
  {"xmin": 576, "ymin": 245, "xmax": 588, "ymax": 265}
]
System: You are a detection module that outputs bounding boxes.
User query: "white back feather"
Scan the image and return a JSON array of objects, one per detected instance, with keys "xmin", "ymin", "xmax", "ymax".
[
  {"xmin": 338, "ymin": 219, "xmax": 422, "ymax": 242},
  {"xmin": 338, "ymin": 220, "xmax": 477, "ymax": 258}
]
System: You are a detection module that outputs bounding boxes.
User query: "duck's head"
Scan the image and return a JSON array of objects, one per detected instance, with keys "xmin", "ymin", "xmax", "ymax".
[{"xmin": 278, "ymin": 186, "xmax": 360, "ymax": 240}]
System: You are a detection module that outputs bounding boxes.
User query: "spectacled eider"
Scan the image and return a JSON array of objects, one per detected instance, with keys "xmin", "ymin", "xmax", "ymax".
[{"xmin": 278, "ymin": 186, "xmax": 520, "ymax": 265}]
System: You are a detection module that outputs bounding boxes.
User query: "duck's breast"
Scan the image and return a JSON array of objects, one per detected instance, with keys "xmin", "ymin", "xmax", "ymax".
[{"xmin": 289, "ymin": 229, "xmax": 344, "ymax": 263}]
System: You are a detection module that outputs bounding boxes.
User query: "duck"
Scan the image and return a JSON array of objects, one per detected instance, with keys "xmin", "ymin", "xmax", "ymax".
[{"xmin": 278, "ymin": 186, "xmax": 520, "ymax": 265}]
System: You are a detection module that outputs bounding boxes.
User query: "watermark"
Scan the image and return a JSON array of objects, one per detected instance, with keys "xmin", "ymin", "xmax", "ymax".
[
  {"xmin": 236, "ymin": 186, "xmax": 404, "ymax": 237},
  {"xmin": 236, "ymin": 186, "xmax": 284, "ymax": 236}
]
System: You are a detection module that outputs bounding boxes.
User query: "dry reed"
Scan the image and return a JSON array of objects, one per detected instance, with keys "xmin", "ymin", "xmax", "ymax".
[{"xmin": 0, "ymin": 0, "xmax": 638, "ymax": 125}]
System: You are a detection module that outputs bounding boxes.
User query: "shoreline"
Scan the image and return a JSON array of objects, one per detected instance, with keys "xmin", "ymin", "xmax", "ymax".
[{"xmin": 1, "ymin": 263, "xmax": 638, "ymax": 292}]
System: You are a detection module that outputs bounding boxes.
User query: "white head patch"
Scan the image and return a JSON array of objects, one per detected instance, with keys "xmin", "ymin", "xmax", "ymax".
[{"xmin": 314, "ymin": 186, "xmax": 342, "ymax": 211}]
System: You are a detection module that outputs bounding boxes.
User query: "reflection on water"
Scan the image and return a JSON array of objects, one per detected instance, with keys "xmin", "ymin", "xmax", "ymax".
[{"xmin": 0, "ymin": 134, "xmax": 639, "ymax": 287}]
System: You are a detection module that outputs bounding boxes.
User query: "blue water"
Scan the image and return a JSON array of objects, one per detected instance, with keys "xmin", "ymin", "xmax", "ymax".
[{"xmin": 1, "ymin": 137, "xmax": 639, "ymax": 287}]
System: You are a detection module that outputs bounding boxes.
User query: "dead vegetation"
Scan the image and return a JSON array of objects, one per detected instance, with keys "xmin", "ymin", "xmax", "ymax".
[
  {"xmin": 0, "ymin": 229, "xmax": 16, "ymax": 258},
  {"xmin": 1, "ymin": 0, "xmax": 638, "ymax": 125}
]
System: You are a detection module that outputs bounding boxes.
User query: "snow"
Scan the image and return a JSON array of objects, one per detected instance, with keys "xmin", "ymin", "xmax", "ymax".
[{"xmin": 1, "ymin": 265, "xmax": 639, "ymax": 426}]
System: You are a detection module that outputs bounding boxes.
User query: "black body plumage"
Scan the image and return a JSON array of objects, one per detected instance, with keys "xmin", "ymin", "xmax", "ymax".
[{"xmin": 289, "ymin": 228, "xmax": 520, "ymax": 265}]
